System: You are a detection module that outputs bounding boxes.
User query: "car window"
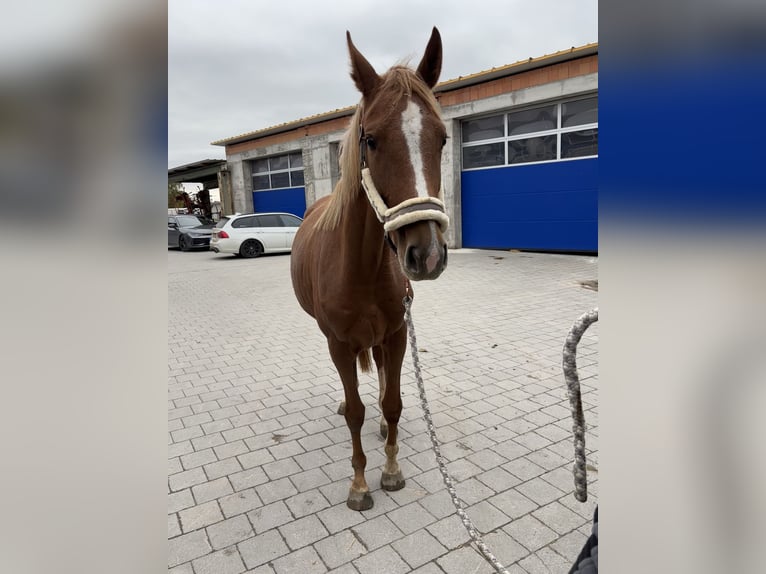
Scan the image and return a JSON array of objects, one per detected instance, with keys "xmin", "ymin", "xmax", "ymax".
[
  {"xmin": 258, "ymin": 214, "xmax": 282, "ymax": 227},
  {"xmin": 232, "ymin": 216, "xmax": 258, "ymax": 228},
  {"xmin": 279, "ymin": 214, "xmax": 302, "ymax": 227},
  {"xmin": 215, "ymin": 217, "xmax": 229, "ymax": 229},
  {"xmin": 176, "ymin": 215, "xmax": 204, "ymax": 227}
]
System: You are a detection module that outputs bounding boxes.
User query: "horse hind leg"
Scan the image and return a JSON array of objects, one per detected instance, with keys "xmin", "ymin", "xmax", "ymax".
[
  {"xmin": 328, "ymin": 338, "xmax": 373, "ymax": 511},
  {"xmin": 372, "ymin": 346, "xmax": 388, "ymax": 439},
  {"xmin": 337, "ymin": 349, "xmax": 373, "ymax": 416},
  {"xmin": 379, "ymin": 329, "xmax": 406, "ymax": 491}
]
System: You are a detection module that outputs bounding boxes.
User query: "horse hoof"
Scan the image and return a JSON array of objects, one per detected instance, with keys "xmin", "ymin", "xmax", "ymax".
[
  {"xmin": 337, "ymin": 401, "xmax": 346, "ymax": 415},
  {"xmin": 379, "ymin": 421, "xmax": 388, "ymax": 439},
  {"xmin": 347, "ymin": 489, "xmax": 373, "ymax": 511},
  {"xmin": 381, "ymin": 471, "xmax": 405, "ymax": 491}
]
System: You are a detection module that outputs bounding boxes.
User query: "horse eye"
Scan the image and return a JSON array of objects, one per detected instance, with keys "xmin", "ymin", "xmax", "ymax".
[
  {"xmin": 441, "ymin": 137, "xmax": 447, "ymax": 147},
  {"xmin": 365, "ymin": 136, "xmax": 377, "ymax": 150}
]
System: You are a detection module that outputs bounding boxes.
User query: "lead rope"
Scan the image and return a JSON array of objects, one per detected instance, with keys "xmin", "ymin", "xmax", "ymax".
[
  {"xmin": 562, "ymin": 307, "xmax": 598, "ymax": 502},
  {"xmin": 403, "ymin": 292, "xmax": 511, "ymax": 574}
]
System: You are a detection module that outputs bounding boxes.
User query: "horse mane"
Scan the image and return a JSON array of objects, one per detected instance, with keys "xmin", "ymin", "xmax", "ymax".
[{"xmin": 315, "ymin": 65, "xmax": 442, "ymax": 231}]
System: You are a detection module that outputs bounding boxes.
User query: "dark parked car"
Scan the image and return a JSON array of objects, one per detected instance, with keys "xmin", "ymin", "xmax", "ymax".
[{"xmin": 168, "ymin": 215, "xmax": 215, "ymax": 251}]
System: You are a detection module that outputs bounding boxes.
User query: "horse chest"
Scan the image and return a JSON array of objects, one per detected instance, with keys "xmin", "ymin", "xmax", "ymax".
[{"xmin": 322, "ymin": 297, "xmax": 403, "ymax": 348}]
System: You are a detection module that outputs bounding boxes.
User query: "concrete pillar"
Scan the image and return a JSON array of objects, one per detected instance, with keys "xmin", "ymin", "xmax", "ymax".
[{"xmin": 217, "ymin": 168, "xmax": 233, "ymax": 215}]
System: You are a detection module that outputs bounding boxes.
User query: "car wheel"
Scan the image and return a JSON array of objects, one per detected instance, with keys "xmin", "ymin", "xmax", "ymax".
[
  {"xmin": 239, "ymin": 240, "xmax": 263, "ymax": 258},
  {"xmin": 179, "ymin": 235, "xmax": 191, "ymax": 252}
]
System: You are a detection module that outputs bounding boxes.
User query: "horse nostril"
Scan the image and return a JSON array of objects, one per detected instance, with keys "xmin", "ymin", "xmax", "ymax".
[{"xmin": 405, "ymin": 246, "xmax": 419, "ymax": 271}]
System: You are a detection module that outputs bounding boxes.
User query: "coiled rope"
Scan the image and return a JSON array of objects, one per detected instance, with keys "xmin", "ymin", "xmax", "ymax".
[{"xmin": 562, "ymin": 308, "xmax": 598, "ymax": 502}]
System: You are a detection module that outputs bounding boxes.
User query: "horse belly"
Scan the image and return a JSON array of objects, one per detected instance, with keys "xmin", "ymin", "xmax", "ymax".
[{"xmin": 289, "ymin": 222, "xmax": 317, "ymax": 318}]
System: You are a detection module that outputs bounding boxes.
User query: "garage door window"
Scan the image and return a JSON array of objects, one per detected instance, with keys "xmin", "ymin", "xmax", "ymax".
[
  {"xmin": 251, "ymin": 151, "xmax": 304, "ymax": 191},
  {"xmin": 462, "ymin": 96, "xmax": 597, "ymax": 170}
]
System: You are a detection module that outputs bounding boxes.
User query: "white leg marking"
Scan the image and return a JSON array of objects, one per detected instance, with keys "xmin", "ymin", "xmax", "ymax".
[{"xmin": 401, "ymin": 100, "xmax": 429, "ymax": 198}]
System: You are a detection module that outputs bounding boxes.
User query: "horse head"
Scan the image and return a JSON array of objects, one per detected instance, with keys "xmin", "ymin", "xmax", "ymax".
[{"xmin": 347, "ymin": 27, "xmax": 448, "ymax": 281}]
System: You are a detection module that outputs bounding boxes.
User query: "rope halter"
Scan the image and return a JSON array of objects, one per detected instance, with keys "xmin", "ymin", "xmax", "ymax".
[{"xmin": 359, "ymin": 124, "xmax": 450, "ymax": 235}]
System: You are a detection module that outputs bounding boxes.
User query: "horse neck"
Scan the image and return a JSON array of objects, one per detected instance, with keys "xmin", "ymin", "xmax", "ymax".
[{"xmin": 337, "ymin": 183, "xmax": 390, "ymax": 279}]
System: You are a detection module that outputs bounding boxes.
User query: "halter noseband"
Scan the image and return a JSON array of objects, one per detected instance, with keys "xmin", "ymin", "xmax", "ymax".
[{"xmin": 358, "ymin": 124, "xmax": 449, "ymax": 240}]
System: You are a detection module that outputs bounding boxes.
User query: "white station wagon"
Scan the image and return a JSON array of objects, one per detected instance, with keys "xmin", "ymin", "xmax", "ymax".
[{"xmin": 210, "ymin": 212, "xmax": 303, "ymax": 258}]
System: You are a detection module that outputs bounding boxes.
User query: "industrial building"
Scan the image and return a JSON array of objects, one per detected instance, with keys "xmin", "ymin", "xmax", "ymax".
[{"xmin": 210, "ymin": 43, "xmax": 598, "ymax": 251}]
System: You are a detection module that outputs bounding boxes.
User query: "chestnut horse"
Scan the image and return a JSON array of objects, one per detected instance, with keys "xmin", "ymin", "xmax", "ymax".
[{"xmin": 290, "ymin": 28, "xmax": 449, "ymax": 511}]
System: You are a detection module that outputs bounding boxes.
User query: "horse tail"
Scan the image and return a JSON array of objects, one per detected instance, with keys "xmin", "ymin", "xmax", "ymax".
[{"xmin": 357, "ymin": 348, "xmax": 373, "ymax": 373}]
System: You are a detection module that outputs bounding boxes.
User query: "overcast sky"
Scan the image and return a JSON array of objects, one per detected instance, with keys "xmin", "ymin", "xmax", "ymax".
[{"xmin": 168, "ymin": 0, "xmax": 597, "ymax": 169}]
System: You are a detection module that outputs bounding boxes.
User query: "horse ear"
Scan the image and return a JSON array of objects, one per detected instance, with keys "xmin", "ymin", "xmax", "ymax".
[
  {"xmin": 347, "ymin": 31, "xmax": 381, "ymax": 97},
  {"xmin": 416, "ymin": 27, "xmax": 442, "ymax": 89}
]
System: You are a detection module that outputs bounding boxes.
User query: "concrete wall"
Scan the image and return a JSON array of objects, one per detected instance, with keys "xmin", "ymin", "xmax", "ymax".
[{"xmin": 226, "ymin": 130, "xmax": 345, "ymax": 215}]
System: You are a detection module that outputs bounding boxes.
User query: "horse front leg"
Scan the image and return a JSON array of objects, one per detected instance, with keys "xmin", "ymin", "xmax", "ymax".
[
  {"xmin": 373, "ymin": 345, "xmax": 388, "ymax": 439},
  {"xmin": 328, "ymin": 337, "xmax": 373, "ymax": 511},
  {"xmin": 380, "ymin": 327, "xmax": 406, "ymax": 491}
]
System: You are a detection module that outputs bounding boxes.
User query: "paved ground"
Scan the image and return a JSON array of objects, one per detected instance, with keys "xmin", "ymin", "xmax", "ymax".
[{"xmin": 168, "ymin": 247, "xmax": 598, "ymax": 573}]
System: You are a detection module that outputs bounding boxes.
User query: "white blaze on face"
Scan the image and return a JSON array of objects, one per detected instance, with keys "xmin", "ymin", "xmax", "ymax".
[{"xmin": 400, "ymin": 99, "xmax": 429, "ymax": 198}]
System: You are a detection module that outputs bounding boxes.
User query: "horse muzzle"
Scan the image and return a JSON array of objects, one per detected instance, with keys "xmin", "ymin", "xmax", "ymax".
[{"xmin": 403, "ymin": 238, "xmax": 448, "ymax": 281}]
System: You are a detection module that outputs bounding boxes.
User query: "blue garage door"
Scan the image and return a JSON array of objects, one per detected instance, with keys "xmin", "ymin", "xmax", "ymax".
[
  {"xmin": 252, "ymin": 187, "xmax": 306, "ymax": 218},
  {"xmin": 460, "ymin": 96, "xmax": 598, "ymax": 251},
  {"xmin": 461, "ymin": 159, "xmax": 597, "ymax": 251}
]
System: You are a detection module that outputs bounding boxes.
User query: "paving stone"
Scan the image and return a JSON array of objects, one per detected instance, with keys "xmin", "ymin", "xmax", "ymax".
[
  {"xmin": 436, "ymin": 546, "xmax": 494, "ymax": 574},
  {"xmin": 262, "ymin": 458, "xmax": 302, "ymax": 481},
  {"xmin": 352, "ymin": 514, "xmax": 403, "ymax": 550},
  {"xmin": 168, "ymin": 513, "xmax": 181, "ymax": 538},
  {"xmin": 279, "ymin": 514, "xmax": 329, "ymax": 550},
  {"xmin": 237, "ymin": 448, "xmax": 276, "ymax": 470},
  {"xmin": 531, "ymin": 500, "xmax": 587, "ymax": 535},
  {"xmin": 503, "ymin": 513, "xmax": 559, "ymax": 552},
  {"xmin": 168, "ymin": 489, "xmax": 195, "ymax": 514},
  {"xmin": 504, "ymin": 456, "xmax": 547, "ymax": 482},
  {"xmin": 549, "ymin": 529, "xmax": 588, "ymax": 564},
  {"xmin": 488, "ymin": 489, "xmax": 538, "ymax": 519},
  {"xmin": 193, "ymin": 477, "xmax": 234, "ymax": 504},
  {"xmin": 481, "ymin": 529, "xmax": 531, "ymax": 566},
  {"xmin": 255, "ymin": 476, "xmax": 298, "ymax": 505},
  {"xmin": 168, "ymin": 529, "xmax": 211, "ymax": 568},
  {"xmin": 418, "ymin": 490, "xmax": 456, "ymax": 521},
  {"xmin": 207, "ymin": 515, "xmax": 254, "ymax": 550},
  {"xmin": 353, "ymin": 545, "xmax": 410, "ymax": 574},
  {"xmin": 410, "ymin": 564, "xmax": 446, "ymax": 574},
  {"xmin": 391, "ymin": 528, "xmax": 447, "ymax": 569},
  {"xmin": 192, "ymin": 547, "xmax": 246, "ymax": 574},
  {"xmin": 291, "ymin": 467, "xmax": 331, "ymax": 491},
  {"xmin": 316, "ymin": 502, "xmax": 367, "ymax": 534},
  {"xmin": 238, "ymin": 529, "xmax": 289, "ymax": 569},
  {"xmin": 519, "ymin": 546, "xmax": 573, "ymax": 574},
  {"xmin": 516, "ymin": 476, "xmax": 566, "ymax": 506},
  {"xmin": 387, "ymin": 501, "xmax": 437, "ymax": 534},
  {"xmin": 204, "ymin": 457, "xmax": 243, "ymax": 480},
  {"xmin": 215, "ymin": 439, "xmax": 250, "ymax": 460},
  {"xmin": 454, "ymin": 477, "xmax": 494, "ymax": 506},
  {"xmin": 170, "ymin": 467, "xmax": 208, "ymax": 492},
  {"xmin": 172, "ymin": 425, "xmax": 204, "ymax": 443},
  {"xmin": 248, "ymin": 500, "xmax": 294, "ymax": 534},
  {"xmin": 476, "ymin": 466, "xmax": 521, "ymax": 492},
  {"xmin": 272, "ymin": 546, "xmax": 327, "ymax": 574},
  {"xmin": 179, "ymin": 500, "xmax": 224, "ymax": 532},
  {"xmin": 219, "ymin": 488, "xmax": 263, "ymax": 518},
  {"xmin": 191, "ymin": 432, "xmax": 226, "ymax": 451},
  {"xmin": 314, "ymin": 530, "xmax": 367, "ymax": 569},
  {"xmin": 285, "ymin": 489, "xmax": 331, "ymax": 518}
]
